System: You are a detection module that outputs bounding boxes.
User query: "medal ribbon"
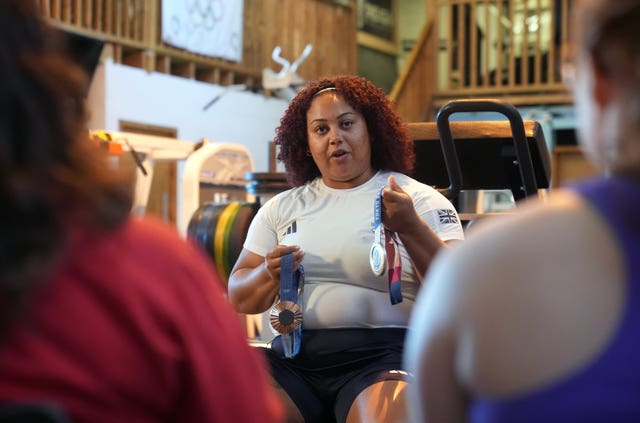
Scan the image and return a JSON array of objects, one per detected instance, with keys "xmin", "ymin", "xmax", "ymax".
[
  {"xmin": 386, "ymin": 231, "xmax": 403, "ymax": 304},
  {"xmin": 373, "ymin": 186, "xmax": 383, "ymax": 236},
  {"xmin": 279, "ymin": 252, "xmax": 303, "ymax": 358},
  {"xmin": 370, "ymin": 187, "xmax": 387, "ymax": 276},
  {"xmin": 374, "ymin": 187, "xmax": 403, "ymax": 305}
]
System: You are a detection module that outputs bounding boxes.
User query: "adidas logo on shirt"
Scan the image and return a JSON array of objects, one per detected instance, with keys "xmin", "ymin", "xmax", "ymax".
[{"xmin": 283, "ymin": 220, "xmax": 297, "ymax": 236}]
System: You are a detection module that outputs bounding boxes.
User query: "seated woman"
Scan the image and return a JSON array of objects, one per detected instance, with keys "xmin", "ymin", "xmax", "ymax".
[{"xmin": 228, "ymin": 75, "xmax": 464, "ymax": 423}]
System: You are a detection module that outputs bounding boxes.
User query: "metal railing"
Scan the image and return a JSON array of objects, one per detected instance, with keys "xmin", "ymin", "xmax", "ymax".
[{"xmin": 40, "ymin": 0, "xmax": 148, "ymax": 43}]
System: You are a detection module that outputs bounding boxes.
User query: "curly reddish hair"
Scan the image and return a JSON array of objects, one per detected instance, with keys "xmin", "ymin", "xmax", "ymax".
[{"xmin": 275, "ymin": 75, "xmax": 414, "ymax": 187}]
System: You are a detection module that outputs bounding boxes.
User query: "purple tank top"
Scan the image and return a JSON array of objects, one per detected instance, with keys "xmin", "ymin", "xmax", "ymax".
[{"xmin": 469, "ymin": 177, "xmax": 640, "ymax": 423}]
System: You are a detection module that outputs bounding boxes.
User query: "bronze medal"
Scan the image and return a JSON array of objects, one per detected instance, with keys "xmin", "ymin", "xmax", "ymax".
[{"xmin": 269, "ymin": 300, "xmax": 303, "ymax": 334}]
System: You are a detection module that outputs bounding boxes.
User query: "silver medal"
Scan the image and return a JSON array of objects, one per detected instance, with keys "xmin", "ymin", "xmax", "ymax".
[
  {"xmin": 370, "ymin": 219, "xmax": 386, "ymax": 276},
  {"xmin": 370, "ymin": 242, "xmax": 386, "ymax": 276}
]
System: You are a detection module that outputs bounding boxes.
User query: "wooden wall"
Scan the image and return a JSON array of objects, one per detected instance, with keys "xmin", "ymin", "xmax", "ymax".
[
  {"xmin": 246, "ymin": 0, "xmax": 357, "ymax": 81},
  {"xmin": 40, "ymin": 0, "xmax": 357, "ymax": 86}
]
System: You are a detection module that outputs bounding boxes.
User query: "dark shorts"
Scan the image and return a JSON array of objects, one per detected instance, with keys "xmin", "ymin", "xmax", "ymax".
[{"xmin": 263, "ymin": 328, "xmax": 409, "ymax": 423}]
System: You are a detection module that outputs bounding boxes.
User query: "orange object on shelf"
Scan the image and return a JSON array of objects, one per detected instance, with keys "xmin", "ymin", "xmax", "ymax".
[{"xmin": 92, "ymin": 131, "xmax": 124, "ymax": 156}]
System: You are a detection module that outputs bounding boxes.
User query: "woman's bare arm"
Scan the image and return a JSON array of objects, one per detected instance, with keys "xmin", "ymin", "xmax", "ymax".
[{"xmin": 228, "ymin": 245, "xmax": 304, "ymax": 314}]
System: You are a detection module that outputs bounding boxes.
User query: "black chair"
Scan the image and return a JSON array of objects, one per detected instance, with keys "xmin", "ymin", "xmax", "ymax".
[{"xmin": 0, "ymin": 403, "xmax": 71, "ymax": 423}]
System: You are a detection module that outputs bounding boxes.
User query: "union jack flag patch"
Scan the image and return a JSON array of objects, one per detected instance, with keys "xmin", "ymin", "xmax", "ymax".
[{"xmin": 438, "ymin": 209, "xmax": 459, "ymax": 224}]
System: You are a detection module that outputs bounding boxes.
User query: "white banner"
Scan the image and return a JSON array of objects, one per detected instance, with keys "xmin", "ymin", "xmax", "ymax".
[{"xmin": 161, "ymin": 0, "xmax": 244, "ymax": 62}]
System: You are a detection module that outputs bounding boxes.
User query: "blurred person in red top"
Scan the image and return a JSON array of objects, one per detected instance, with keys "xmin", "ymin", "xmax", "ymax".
[{"xmin": 0, "ymin": 1, "xmax": 283, "ymax": 422}]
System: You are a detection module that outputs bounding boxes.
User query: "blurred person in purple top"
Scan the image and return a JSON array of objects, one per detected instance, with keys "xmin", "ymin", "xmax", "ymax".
[{"xmin": 404, "ymin": 0, "xmax": 640, "ymax": 421}]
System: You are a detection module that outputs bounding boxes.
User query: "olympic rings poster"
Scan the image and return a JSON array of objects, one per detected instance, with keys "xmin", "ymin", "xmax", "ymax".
[{"xmin": 162, "ymin": 0, "xmax": 244, "ymax": 62}]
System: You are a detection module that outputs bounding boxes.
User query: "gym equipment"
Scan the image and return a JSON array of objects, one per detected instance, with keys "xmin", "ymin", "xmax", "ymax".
[
  {"xmin": 93, "ymin": 131, "xmax": 255, "ymax": 237},
  {"xmin": 409, "ymin": 99, "xmax": 551, "ymax": 203},
  {"xmin": 244, "ymin": 172, "xmax": 290, "ymax": 202},
  {"xmin": 186, "ymin": 172, "xmax": 289, "ymax": 285},
  {"xmin": 182, "ymin": 139, "xmax": 254, "ymax": 235},
  {"xmin": 187, "ymin": 202, "xmax": 259, "ymax": 284}
]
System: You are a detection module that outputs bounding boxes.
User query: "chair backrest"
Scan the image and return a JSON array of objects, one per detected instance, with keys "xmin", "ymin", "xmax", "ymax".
[{"xmin": 0, "ymin": 403, "xmax": 71, "ymax": 423}]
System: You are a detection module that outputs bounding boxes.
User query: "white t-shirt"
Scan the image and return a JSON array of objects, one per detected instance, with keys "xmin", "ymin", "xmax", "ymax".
[{"xmin": 244, "ymin": 171, "xmax": 464, "ymax": 329}]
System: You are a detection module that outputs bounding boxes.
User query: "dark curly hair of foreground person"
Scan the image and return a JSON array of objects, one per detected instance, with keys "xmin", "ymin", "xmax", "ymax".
[
  {"xmin": 0, "ymin": 0, "xmax": 133, "ymax": 339},
  {"xmin": 275, "ymin": 75, "xmax": 415, "ymax": 187}
]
